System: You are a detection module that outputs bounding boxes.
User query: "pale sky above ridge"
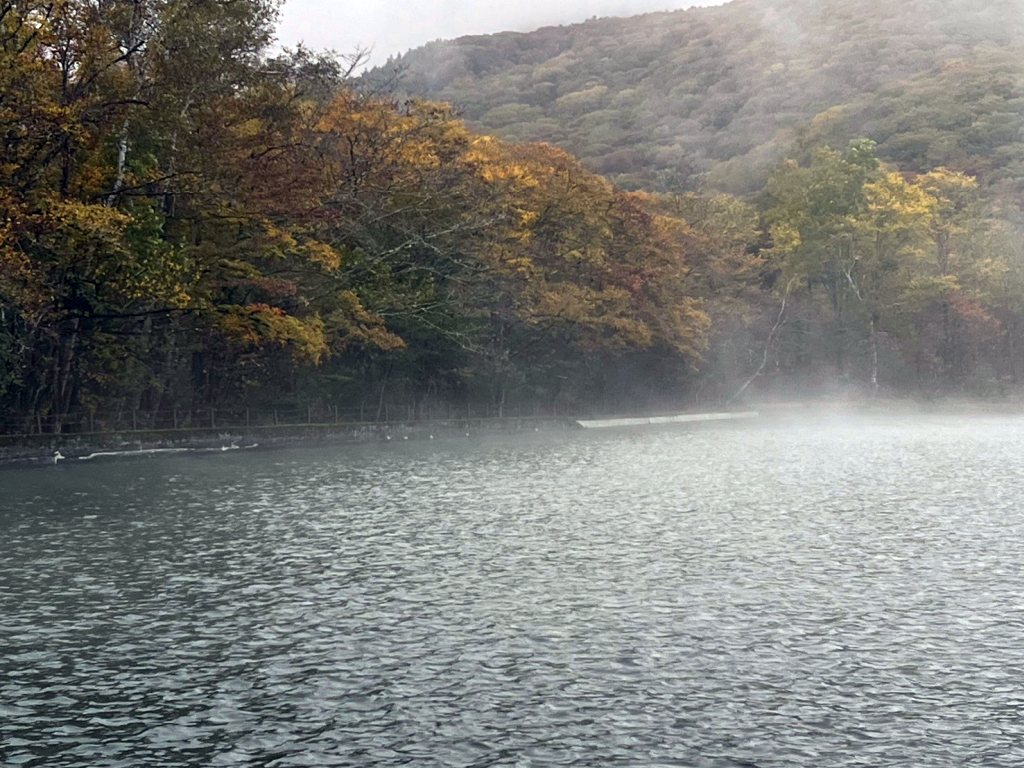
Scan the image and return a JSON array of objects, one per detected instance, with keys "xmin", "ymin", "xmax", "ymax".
[{"xmin": 277, "ymin": 0, "xmax": 727, "ymax": 65}]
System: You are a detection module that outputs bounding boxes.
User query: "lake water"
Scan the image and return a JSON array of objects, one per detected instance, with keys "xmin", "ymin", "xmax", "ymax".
[{"xmin": 3, "ymin": 415, "xmax": 1024, "ymax": 766}]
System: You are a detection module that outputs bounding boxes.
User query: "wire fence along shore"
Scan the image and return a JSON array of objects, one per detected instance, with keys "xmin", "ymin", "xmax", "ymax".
[{"xmin": 0, "ymin": 403, "xmax": 584, "ymax": 438}]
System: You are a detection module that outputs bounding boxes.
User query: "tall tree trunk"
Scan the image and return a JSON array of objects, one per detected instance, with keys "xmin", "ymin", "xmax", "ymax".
[
  {"xmin": 107, "ymin": 0, "xmax": 146, "ymax": 207},
  {"xmin": 830, "ymin": 273, "xmax": 844, "ymax": 376},
  {"xmin": 1009, "ymin": 320, "xmax": 1018, "ymax": 386},
  {"xmin": 375, "ymin": 361, "xmax": 391, "ymax": 422},
  {"xmin": 106, "ymin": 120, "xmax": 131, "ymax": 206},
  {"xmin": 869, "ymin": 313, "xmax": 879, "ymax": 394},
  {"xmin": 941, "ymin": 300, "xmax": 952, "ymax": 380},
  {"xmin": 60, "ymin": 318, "xmax": 80, "ymax": 416},
  {"xmin": 730, "ymin": 280, "xmax": 795, "ymax": 404}
]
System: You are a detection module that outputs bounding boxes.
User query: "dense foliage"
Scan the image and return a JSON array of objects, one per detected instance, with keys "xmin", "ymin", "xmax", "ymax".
[
  {"xmin": 0, "ymin": 0, "xmax": 734, "ymax": 432},
  {"xmin": 388, "ymin": 0, "xmax": 1024, "ymax": 197},
  {"xmin": 2, "ymin": 0, "xmax": 1024, "ymax": 435}
]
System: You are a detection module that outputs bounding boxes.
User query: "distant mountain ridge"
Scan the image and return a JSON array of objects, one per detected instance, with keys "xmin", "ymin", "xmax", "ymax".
[{"xmin": 378, "ymin": 0, "xmax": 1024, "ymax": 196}]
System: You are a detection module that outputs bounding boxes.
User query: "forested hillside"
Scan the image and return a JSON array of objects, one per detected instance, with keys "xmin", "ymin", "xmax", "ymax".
[
  {"xmin": 387, "ymin": 0, "xmax": 1024, "ymax": 196},
  {"xmin": 2, "ymin": 0, "xmax": 1024, "ymax": 438},
  {"xmin": 0, "ymin": 0, "xmax": 742, "ymax": 433}
]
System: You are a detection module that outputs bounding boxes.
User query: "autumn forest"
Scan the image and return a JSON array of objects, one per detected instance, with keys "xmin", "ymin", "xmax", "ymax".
[{"xmin": 2, "ymin": 0, "xmax": 1024, "ymax": 434}]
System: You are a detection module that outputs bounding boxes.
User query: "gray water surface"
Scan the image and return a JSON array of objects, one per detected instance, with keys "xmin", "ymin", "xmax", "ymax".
[{"xmin": 3, "ymin": 416, "xmax": 1024, "ymax": 766}]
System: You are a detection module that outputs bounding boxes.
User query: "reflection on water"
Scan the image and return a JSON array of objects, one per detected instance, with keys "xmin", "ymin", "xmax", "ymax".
[{"xmin": 3, "ymin": 416, "xmax": 1024, "ymax": 766}]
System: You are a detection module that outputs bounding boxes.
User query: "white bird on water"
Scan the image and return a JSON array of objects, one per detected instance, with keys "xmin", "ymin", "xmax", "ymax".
[{"xmin": 53, "ymin": 450, "xmax": 65, "ymax": 465}]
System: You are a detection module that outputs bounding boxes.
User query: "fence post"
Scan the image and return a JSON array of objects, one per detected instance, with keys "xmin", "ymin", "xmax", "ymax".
[
  {"xmin": 172, "ymin": 408, "xmax": 178, "ymax": 430},
  {"xmin": 273, "ymin": 409, "xmax": 278, "ymax": 426},
  {"xmin": 36, "ymin": 413, "xmax": 42, "ymax": 435},
  {"xmin": 334, "ymin": 405, "xmax": 338, "ymax": 424},
  {"xmin": 210, "ymin": 408, "xmax": 215, "ymax": 429},
  {"xmin": 307, "ymin": 405, "xmax": 312, "ymax": 424},
  {"xmin": 132, "ymin": 409, "xmax": 137, "ymax": 431},
  {"xmin": 245, "ymin": 408, "xmax": 250, "ymax": 428},
  {"xmin": 89, "ymin": 410, "xmax": 95, "ymax": 433}
]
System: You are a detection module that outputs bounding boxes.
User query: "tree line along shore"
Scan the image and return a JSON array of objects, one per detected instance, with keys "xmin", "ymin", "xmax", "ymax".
[{"xmin": 3, "ymin": 0, "xmax": 1024, "ymax": 440}]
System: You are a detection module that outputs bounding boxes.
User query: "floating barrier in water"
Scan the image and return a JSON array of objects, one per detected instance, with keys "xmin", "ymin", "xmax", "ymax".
[
  {"xmin": 577, "ymin": 412, "xmax": 759, "ymax": 429},
  {"xmin": 77, "ymin": 444, "xmax": 257, "ymax": 461},
  {"xmin": 79, "ymin": 447, "xmax": 191, "ymax": 461}
]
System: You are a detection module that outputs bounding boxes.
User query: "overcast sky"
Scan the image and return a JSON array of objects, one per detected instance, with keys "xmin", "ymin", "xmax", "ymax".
[{"xmin": 276, "ymin": 0, "xmax": 727, "ymax": 65}]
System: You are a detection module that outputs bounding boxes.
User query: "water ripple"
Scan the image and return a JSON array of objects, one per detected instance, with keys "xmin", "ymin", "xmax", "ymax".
[{"xmin": 3, "ymin": 416, "xmax": 1024, "ymax": 766}]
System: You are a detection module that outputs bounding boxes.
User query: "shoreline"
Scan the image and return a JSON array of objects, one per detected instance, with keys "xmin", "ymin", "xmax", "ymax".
[
  {"xmin": 0, "ymin": 417, "xmax": 580, "ymax": 469},
  {"xmin": 3, "ymin": 399, "xmax": 1024, "ymax": 469}
]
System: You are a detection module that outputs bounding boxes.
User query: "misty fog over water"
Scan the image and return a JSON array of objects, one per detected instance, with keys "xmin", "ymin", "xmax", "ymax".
[{"xmin": 4, "ymin": 415, "xmax": 1024, "ymax": 766}]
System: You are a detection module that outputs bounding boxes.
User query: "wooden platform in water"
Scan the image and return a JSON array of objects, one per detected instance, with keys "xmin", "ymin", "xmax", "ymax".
[{"xmin": 577, "ymin": 412, "xmax": 759, "ymax": 429}]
